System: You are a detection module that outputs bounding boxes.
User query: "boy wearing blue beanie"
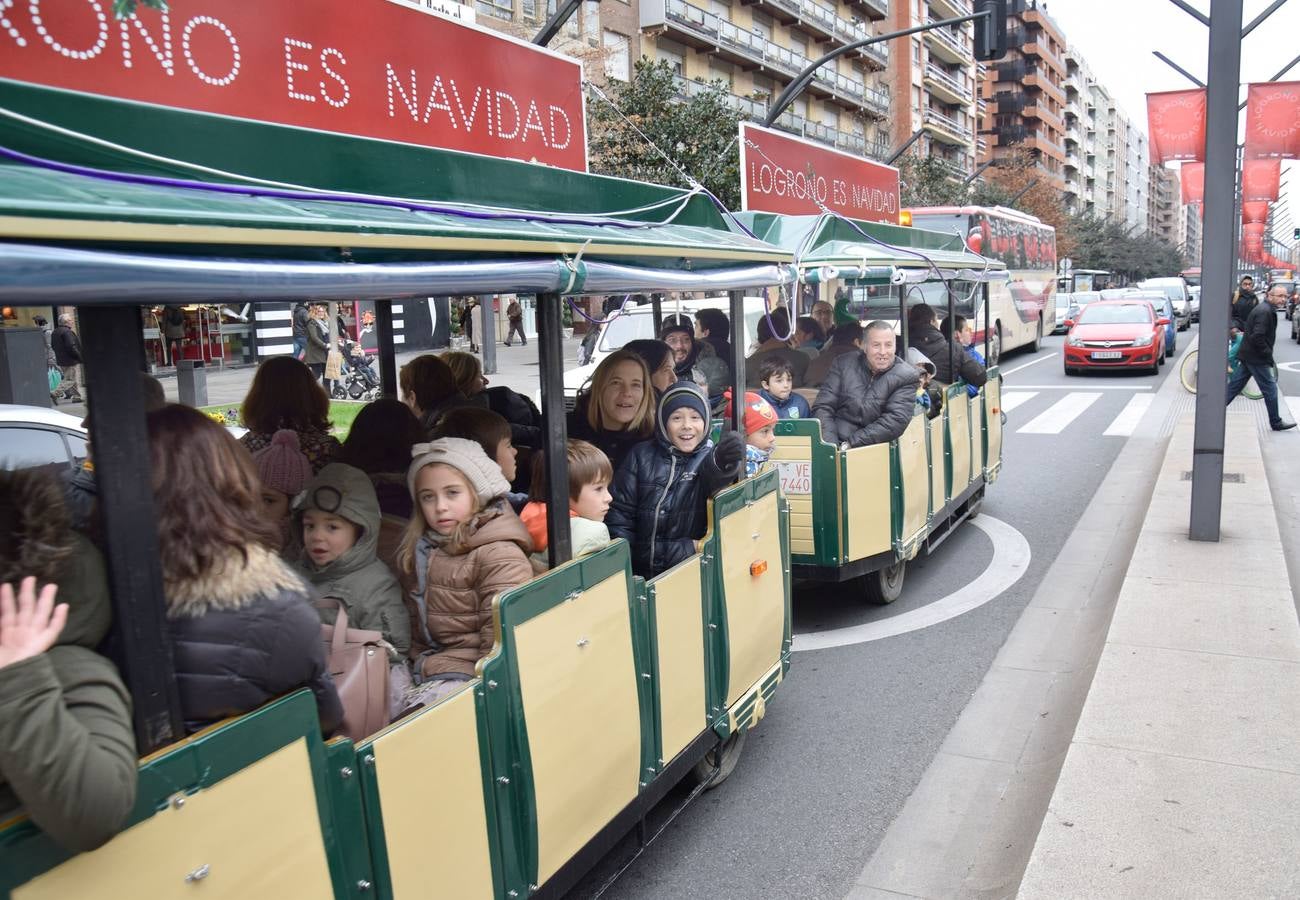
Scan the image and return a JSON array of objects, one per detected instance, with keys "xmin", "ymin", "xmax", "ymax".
[{"xmin": 608, "ymin": 381, "xmax": 745, "ymax": 578}]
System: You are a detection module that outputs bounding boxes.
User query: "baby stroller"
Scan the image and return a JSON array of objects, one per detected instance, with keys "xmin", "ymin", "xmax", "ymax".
[{"xmin": 333, "ymin": 339, "xmax": 381, "ymax": 401}]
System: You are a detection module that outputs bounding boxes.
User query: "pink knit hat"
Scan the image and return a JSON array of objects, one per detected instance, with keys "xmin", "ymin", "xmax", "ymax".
[{"xmin": 253, "ymin": 429, "xmax": 313, "ymax": 497}]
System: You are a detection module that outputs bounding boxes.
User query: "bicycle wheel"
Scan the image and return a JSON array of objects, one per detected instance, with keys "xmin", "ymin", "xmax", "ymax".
[
  {"xmin": 1179, "ymin": 349, "xmax": 1199, "ymax": 394},
  {"xmin": 1241, "ymin": 364, "xmax": 1278, "ymax": 401}
]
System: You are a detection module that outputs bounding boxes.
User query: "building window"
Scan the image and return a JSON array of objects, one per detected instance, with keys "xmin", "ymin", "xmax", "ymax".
[
  {"xmin": 603, "ymin": 30, "xmax": 630, "ymax": 81},
  {"xmin": 583, "ymin": 0, "xmax": 600, "ymax": 43},
  {"xmin": 913, "ymin": 39, "xmax": 921, "ymax": 66},
  {"xmin": 656, "ymin": 44, "xmax": 685, "ymax": 76},
  {"xmin": 751, "ymin": 10, "xmax": 773, "ymax": 39}
]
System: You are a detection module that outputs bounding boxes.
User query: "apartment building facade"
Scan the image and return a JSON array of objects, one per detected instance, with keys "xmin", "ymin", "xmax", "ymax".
[
  {"xmin": 976, "ymin": 0, "xmax": 1068, "ymax": 190},
  {"xmin": 1150, "ymin": 166, "xmax": 1179, "ymax": 244},
  {"xmin": 639, "ymin": 0, "xmax": 894, "ymax": 160},
  {"xmin": 888, "ymin": 0, "xmax": 980, "ymax": 176}
]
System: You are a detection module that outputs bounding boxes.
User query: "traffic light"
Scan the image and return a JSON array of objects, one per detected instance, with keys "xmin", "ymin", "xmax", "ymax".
[
  {"xmin": 974, "ymin": 0, "xmax": 1008, "ymax": 62},
  {"xmin": 1294, "ymin": 226, "xmax": 1300, "ymax": 241}
]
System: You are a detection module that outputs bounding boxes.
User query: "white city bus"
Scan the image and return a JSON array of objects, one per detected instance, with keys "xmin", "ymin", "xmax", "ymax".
[{"xmin": 906, "ymin": 205, "xmax": 1057, "ymax": 361}]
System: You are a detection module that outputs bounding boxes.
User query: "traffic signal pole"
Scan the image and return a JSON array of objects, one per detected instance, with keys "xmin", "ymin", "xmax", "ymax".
[{"xmin": 1188, "ymin": 0, "xmax": 1244, "ymax": 542}]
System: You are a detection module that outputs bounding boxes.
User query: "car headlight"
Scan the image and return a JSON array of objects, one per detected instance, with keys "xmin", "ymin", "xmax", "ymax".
[
  {"xmin": 1132, "ymin": 333, "xmax": 1153, "ymax": 347},
  {"xmin": 1068, "ymin": 336, "xmax": 1084, "ymax": 347}
]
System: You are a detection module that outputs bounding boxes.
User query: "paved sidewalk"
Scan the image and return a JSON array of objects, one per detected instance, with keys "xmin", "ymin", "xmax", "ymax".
[
  {"xmin": 1018, "ymin": 412, "xmax": 1300, "ymax": 898},
  {"xmin": 54, "ymin": 337, "xmax": 581, "ymax": 421}
]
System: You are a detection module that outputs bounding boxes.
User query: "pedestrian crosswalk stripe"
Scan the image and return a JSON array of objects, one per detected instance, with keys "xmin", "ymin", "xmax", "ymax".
[
  {"xmin": 1000, "ymin": 391, "xmax": 1039, "ymax": 412},
  {"xmin": 1287, "ymin": 396, "xmax": 1300, "ymax": 424},
  {"xmin": 1102, "ymin": 394, "xmax": 1155, "ymax": 437},
  {"xmin": 1017, "ymin": 392, "xmax": 1103, "ymax": 434}
]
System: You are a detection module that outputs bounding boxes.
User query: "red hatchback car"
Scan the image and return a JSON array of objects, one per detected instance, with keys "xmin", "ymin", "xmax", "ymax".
[{"xmin": 1063, "ymin": 299, "xmax": 1169, "ymax": 375}]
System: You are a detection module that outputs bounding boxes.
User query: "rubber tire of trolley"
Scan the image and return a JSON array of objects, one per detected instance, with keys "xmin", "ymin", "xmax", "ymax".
[
  {"xmin": 864, "ymin": 559, "xmax": 906, "ymax": 605},
  {"xmin": 690, "ymin": 728, "xmax": 748, "ymax": 790},
  {"xmin": 965, "ymin": 491, "xmax": 984, "ymax": 520}
]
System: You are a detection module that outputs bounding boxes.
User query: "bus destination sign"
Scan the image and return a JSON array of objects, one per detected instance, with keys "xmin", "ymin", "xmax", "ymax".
[
  {"xmin": 0, "ymin": 0, "xmax": 588, "ymax": 171},
  {"xmin": 739, "ymin": 122, "xmax": 900, "ymax": 224}
]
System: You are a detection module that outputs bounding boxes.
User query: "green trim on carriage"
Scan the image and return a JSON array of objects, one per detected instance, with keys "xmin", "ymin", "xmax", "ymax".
[
  {"xmin": 732, "ymin": 211, "xmax": 991, "ymax": 270},
  {"xmin": 0, "ymin": 690, "xmax": 339, "ymax": 896},
  {"xmin": 889, "ymin": 437, "xmax": 904, "ymax": 554},
  {"xmin": 2, "ymin": 79, "xmax": 733, "ymax": 230},
  {"xmin": 323, "ymin": 738, "xmax": 377, "ymax": 899},
  {"xmin": 478, "ymin": 541, "xmax": 643, "ymax": 894},
  {"xmin": 942, "ymin": 383, "xmax": 963, "ymax": 502}
]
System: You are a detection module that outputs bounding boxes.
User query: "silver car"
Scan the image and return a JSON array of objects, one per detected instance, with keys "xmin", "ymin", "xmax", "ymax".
[{"xmin": 1137, "ymin": 277, "xmax": 1192, "ymax": 331}]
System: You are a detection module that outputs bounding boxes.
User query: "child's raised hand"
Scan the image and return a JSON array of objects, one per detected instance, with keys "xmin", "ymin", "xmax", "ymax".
[
  {"xmin": 0, "ymin": 577, "xmax": 68, "ymax": 670},
  {"xmin": 713, "ymin": 431, "xmax": 746, "ymax": 473}
]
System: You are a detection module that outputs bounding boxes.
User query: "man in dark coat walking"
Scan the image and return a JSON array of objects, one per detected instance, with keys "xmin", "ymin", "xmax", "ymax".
[
  {"xmin": 51, "ymin": 314, "xmax": 83, "ymax": 402},
  {"xmin": 505, "ymin": 298, "xmax": 527, "ymax": 346},
  {"xmin": 291, "ymin": 302, "xmax": 310, "ymax": 360},
  {"xmin": 813, "ymin": 320, "xmax": 920, "ymax": 447},
  {"xmin": 1227, "ymin": 284, "xmax": 1294, "ymax": 431}
]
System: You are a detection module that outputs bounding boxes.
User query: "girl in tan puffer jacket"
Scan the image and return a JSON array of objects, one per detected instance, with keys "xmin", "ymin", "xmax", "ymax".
[{"xmin": 397, "ymin": 438, "xmax": 533, "ymax": 707}]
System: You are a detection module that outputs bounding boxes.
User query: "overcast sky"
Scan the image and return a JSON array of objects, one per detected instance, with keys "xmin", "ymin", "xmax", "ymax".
[{"xmin": 1044, "ymin": 0, "xmax": 1298, "ymax": 241}]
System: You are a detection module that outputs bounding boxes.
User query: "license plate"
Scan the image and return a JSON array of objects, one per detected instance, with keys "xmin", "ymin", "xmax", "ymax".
[{"xmin": 1091, "ymin": 351, "xmax": 1123, "ymax": 360}]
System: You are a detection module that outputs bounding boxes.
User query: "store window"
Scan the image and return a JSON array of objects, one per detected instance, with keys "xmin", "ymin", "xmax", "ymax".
[{"xmin": 603, "ymin": 30, "xmax": 630, "ymax": 81}]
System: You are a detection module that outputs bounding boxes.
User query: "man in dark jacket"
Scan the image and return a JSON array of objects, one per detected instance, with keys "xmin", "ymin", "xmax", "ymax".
[
  {"xmin": 694, "ymin": 307, "xmax": 732, "ymax": 370},
  {"xmin": 813, "ymin": 321, "xmax": 920, "ymax": 447},
  {"xmin": 1228, "ymin": 285, "xmax": 1294, "ymax": 431},
  {"xmin": 1230, "ymin": 276, "xmax": 1257, "ymax": 330},
  {"xmin": 660, "ymin": 314, "xmax": 716, "ymax": 380},
  {"xmin": 907, "ymin": 304, "xmax": 987, "ymax": 388},
  {"xmin": 291, "ymin": 302, "xmax": 310, "ymax": 360},
  {"xmin": 51, "ymin": 314, "xmax": 83, "ymax": 402}
]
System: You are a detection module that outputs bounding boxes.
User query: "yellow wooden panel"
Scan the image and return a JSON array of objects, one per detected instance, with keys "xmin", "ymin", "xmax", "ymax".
[
  {"xmin": 771, "ymin": 435, "xmax": 813, "ymax": 461},
  {"xmin": 650, "ymin": 558, "xmax": 708, "ymax": 764},
  {"xmin": 789, "ymin": 512, "xmax": 814, "ymax": 530},
  {"xmin": 948, "ymin": 393, "xmax": 971, "ymax": 494},
  {"xmin": 898, "ymin": 416, "xmax": 929, "ymax": 543},
  {"xmin": 15, "ymin": 740, "xmax": 331, "ymax": 900},
  {"xmin": 513, "ymin": 574, "xmax": 641, "ymax": 886},
  {"xmin": 971, "ymin": 388, "xmax": 985, "ymax": 475},
  {"xmin": 719, "ymin": 492, "xmax": 787, "ymax": 709},
  {"xmin": 986, "ymin": 379, "xmax": 1003, "ymax": 471},
  {"xmin": 843, "ymin": 443, "xmax": 891, "ymax": 561},
  {"xmin": 928, "ymin": 418, "xmax": 945, "ymax": 512},
  {"xmin": 791, "ymin": 538, "xmax": 815, "ymax": 555},
  {"xmin": 371, "ymin": 685, "xmax": 493, "ymax": 900}
]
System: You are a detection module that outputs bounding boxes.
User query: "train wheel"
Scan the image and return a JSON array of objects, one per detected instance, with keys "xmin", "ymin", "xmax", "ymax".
[
  {"xmin": 864, "ymin": 560, "xmax": 906, "ymax": 605},
  {"xmin": 691, "ymin": 728, "xmax": 747, "ymax": 790}
]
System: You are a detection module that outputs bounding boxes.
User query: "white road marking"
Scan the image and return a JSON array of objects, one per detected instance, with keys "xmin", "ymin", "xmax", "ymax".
[
  {"xmin": 999, "ymin": 352, "xmax": 1059, "ymax": 376},
  {"xmin": 1017, "ymin": 392, "xmax": 1103, "ymax": 434},
  {"xmin": 999, "ymin": 391, "xmax": 1039, "ymax": 412},
  {"xmin": 1102, "ymin": 393, "xmax": 1155, "ymax": 437},
  {"xmin": 792, "ymin": 517, "xmax": 1031, "ymax": 652},
  {"xmin": 1010, "ymin": 384, "xmax": 1151, "ymax": 391},
  {"xmin": 1277, "ymin": 361, "xmax": 1300, "ymax": 373}
]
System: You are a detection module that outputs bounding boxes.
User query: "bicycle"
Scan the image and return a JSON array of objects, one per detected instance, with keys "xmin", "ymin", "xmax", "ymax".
[{"xmin": 1179, "ymin": 344, "xmax": 1272, "ymax": 400}]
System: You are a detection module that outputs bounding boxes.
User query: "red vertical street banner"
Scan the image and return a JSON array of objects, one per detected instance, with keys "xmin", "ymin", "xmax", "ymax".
[
  {"xmin": 1244, "ymin": 82, "xmax": 1300, "ymax": 160},
  {"xmin": 1241, "ymin": 201, "xmax": 1270, "ymax": 225},
  {"xmin": 0, "ymin": 0, "xmax": 588, "ymax": 171},
  {"xmin": 1180, "ymin": 162, "xmax": 1204, "ymax": 205},
  {"xmin": 1242, "ymin": 159, "xmax": 1282, "ymax": 201},
  {"xmin": 1146, "ymin": 89, "xmax": 1207, "ymax": 163},
  {"xmin": 739, "ymin": 122, "xmax": 901, "ymax": 224}
]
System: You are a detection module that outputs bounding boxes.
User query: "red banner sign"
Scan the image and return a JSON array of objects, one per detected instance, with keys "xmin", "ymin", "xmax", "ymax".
[
  {"xmin": 1180, "ymin": 162, "xmax": 1204, "ymax": 205},
  {"xmin": 1244, "ymin": 82, "xmax": 1300, "ymax": 160},
  {"xmin": 1242, "ymin": 201, "xmax": 1271, "ymax": 225},
  {"xmin": 1146, "ymin": 89, "xmax": 1207, "ymax": 164},
  {"xmin": 739, "ymin": 123, "xmax": 901, "ymax": 223},
  {"xmin": 1242, "ymin": 159, "xmax": 1282, "ymax": 201},
  {"xmin": 0, "ymin": 0, "xmax": 588, "ymax": 171}
]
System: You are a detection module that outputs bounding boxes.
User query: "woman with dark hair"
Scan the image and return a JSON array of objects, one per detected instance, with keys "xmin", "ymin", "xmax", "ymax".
[
  {"xmin": 149, "ymin": 404, "xmax": 341, "ymax": 735},
  {"xmin": 239, "ymin": 356, "xmax": 340, "ymax": 473},
  {"xmin": 620, "ymin": 339, "xmax": 676, "ymax": 394},
  {"xmin": 567, "ymin": 350, "xmax": 655, "ymax": 472},
  {"xmin": 336, "ymin": 399, "xmax": 425, "ymax": 520},
  {"xmin": 441, "ymin": 351, "xmax": 543, "ymax": 452},
  {"xmin": 400, "ymin": 354, "xmax": 482, "ymax": 436}
]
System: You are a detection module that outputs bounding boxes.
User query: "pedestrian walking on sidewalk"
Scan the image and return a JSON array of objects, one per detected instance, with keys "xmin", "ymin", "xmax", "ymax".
[
  {"xmin": 462, "ymin": 298, "xmax": 480, "ymax": 353},
  {"xmin": 51, "ymin": 314, "xmax": 83, "ymax": 403},
  {"xmin": 1230, "ymin": 276, "xmax": 1258, "ymax": 330},
  {"xmin": 505, "ymin": 298, "xmax": 527, "ymax": 346},
  {"xmin": 291, "ymin": 302, "xmax": 310, "ymax": 360},
  {"xmin": 1227, "ymin": 284, "xmax": 1295, "ymax": 432}
]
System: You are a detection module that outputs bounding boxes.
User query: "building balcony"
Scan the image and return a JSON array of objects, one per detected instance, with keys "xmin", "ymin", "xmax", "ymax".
[
  {"xmin": 866, "ymin": 134, "xmax": 892, "ymax": 160},
  {"xmin": 672, "ymin": 74, "xmax": 768, "ymax": 118},
  {"xmin": 976, "ymin": 136, "xmax": 989, "ymax": 155},
  {"xmin": 923, "ymin": 18, "xmax": 972, "ymax": 65},
  {"xmin": 923, "ymin": 107, "xmax": 973, "ymax": 145},
  {"xmin": 924, "ymin": 63, "xmax": 972, "ymax": 105},
  {"xmin": 744, "ymin": 0, "xmax": 872, "ymax": 54},
  {"xmin": 861, "ymin": 39, "xmax": 888, "ymax": 69},
  {"xmin": 845, "ymin": 0, "xmax": 888, "ymax": 22},
  {"xmin": 928, "ymin": 0, "xmax": 973, "ymax": 17},
  {"xmin": 1064, "ymin": 152, "xmax": 1080, "ymax": 170}
]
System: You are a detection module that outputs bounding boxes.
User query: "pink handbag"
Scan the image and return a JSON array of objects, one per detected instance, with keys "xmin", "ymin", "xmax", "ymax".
[{"xmin": 316, "ymin": 600, "xmax": 391, "ymax": 741}]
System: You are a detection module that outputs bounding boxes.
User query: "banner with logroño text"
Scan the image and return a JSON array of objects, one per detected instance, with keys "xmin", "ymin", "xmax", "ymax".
[
  {"xmin": 0, "ymin": 0, "xmax": 587, "ymax": 170},
  {"xmin": 739, "ymin": 123, "xmax": 900, "ymax": 224}
]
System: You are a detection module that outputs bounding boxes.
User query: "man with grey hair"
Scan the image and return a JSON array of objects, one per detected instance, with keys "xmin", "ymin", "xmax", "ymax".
[
  {"xmin": 812, "ymin": 320, "xmax": 919, "ymax": 447},
  {"xmin": 1228, "ymin": 284, "xmax": 1294, "ymax": 432},
  {"xmin": 51, "ymin": 314, "xmax": 83, "ymax": 403}
]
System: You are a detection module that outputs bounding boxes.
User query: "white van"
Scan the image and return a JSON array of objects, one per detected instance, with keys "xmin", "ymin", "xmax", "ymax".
[{"xmin": 566, "ymin": 296, "xmax": 775, "ymax": 399}]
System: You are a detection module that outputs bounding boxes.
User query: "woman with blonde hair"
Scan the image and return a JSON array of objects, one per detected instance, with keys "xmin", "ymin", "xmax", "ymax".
[{"xmin": 566, "ymin": 350, "xmax": 655, "ymax": 472}]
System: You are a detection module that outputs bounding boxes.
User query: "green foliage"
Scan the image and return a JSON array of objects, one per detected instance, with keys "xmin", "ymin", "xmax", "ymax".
[
  {"xmin": 112, "ymin": 0, "xmax": 167, "ymax": 19},
  {"xmin": 1065, "ymin": 214, "xmax": 1187, "ymax": 280},
  {"xmin": 588, "ymin": 59, "xmax": 745, "ymax": 209},
  {"xmin": 897, "ymin": 156, "xmax": 966, "ymax": 207}
]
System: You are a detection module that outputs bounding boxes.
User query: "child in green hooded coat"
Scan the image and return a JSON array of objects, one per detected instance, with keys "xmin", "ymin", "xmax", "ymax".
[{"xmin": 293, "ymin": 463, "xmax": 411, "ymax": 657}]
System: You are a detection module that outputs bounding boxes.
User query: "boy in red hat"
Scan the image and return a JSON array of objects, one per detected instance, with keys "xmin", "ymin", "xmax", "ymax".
[{"xmin": 725, "ymin": 391, "xmax": 779, "ymax": 477}]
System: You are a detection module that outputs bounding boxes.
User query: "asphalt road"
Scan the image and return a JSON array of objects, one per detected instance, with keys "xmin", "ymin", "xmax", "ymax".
[{"xmin": 568, "ymin": 326, "xmax": 1195, "ymax": 900}]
